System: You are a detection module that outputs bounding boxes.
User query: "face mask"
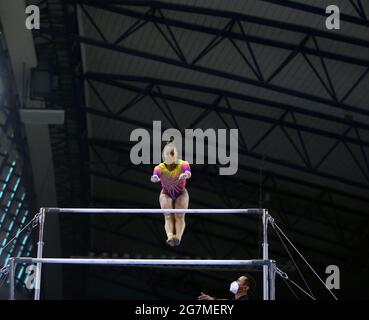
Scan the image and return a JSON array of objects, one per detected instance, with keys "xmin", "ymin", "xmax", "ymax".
[{"xmin": 229, "ymin": 281, "xmax": 239, "ymax": 294}]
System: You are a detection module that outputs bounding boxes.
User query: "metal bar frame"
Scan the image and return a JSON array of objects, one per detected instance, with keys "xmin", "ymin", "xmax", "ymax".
[
  {"xmin": 45, "ymin": 208, "xmax": 263, "ymax": 214},
  {"xmin": 14, "ymin": 257, "xmax": 272, "ymax": 267},
  {"xmin": 10, "ymin": 207, "xmax": 272, "ymax": 300},
  {"xmin": 34, "ymin": 208, "xmax": 45, "ymax": 300},
  {"xmin": 84, "ymin": 101, "xmax": 369, "ymax": 191},
  {"xmin": 77, "ymin": 0, "xmax": 369, "ymax": 47},
  {"xmin": 262, "ymin": 209, "xmax": 269, "ymax": 300},
  {"xmin": 260, "ymin": 0, "xmax": 369, "ymax": 27},
  {"xmin": 76, "ymin": 35, "xmax": 369, "ymax": 113},
  {"xmin": 9, "ymin": 258, "xmax": 15, "ymax": 301}
]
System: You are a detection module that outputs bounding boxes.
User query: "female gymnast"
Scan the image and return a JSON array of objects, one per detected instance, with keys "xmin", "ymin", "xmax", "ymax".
[{"xmin": 150, "ymin": 139, "xmax": 191, "ymax": 246}]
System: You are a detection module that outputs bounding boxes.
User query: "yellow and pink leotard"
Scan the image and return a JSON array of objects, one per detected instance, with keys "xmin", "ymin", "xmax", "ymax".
[{"xmin": 153, "ymin": 160, "xmax": 191, "ymax": 200}]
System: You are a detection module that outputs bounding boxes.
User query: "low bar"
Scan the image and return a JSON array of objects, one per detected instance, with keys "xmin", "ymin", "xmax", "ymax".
[
  {"xmin": 44, "ymin": 208, "xmax": 264, "ymax": 215},
  {"xmin": 15, "ymin": 257, "xmax": 271, "ymax": 267}
]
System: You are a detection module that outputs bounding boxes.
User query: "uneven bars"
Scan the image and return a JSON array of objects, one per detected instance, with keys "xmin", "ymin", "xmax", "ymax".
[
  {"xmin": 44, "ymin": 208, "xmax": 263, "ymax": 215},
  {"xmin": 30, "ymin": 208, "xmax": 271, "ymax": 300}
]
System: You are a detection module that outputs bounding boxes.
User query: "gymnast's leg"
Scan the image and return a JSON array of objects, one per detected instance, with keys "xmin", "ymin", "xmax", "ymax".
[
  {"xmin": 159, "ymin": 191, "xmax": 176, "ymax": 246},
  {"xmin": 173, "ymin": 189, "xmax": 189, "ymax": 246}
]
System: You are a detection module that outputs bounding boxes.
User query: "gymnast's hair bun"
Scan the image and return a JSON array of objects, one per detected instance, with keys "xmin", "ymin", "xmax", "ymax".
[{"xmin": 166, "ymin": 136, "xmax": 175, "ymax": 145}]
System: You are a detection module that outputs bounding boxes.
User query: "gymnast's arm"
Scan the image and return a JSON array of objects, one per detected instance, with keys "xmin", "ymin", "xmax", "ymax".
[
  {"xmin": 197, "ymin": 292, "xmax": 227, "ymax": 300},
  {"xmin": 179, "ymin": 161, "xmax": 191, "ymax": 180},
  {"xmin": 151, "ymin": 166, "xmax": 161, "ymax": 183}
]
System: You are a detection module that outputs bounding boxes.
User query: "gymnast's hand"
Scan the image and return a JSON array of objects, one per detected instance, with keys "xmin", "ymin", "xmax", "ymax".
[
  {"xmin": 198, "ymin": 292, "xmax": 216, "ymax": 300},
  {"xmin": 178, "ymin": 173, "xmax": 190, "ymax": 180},
  {"xmin": 150, "ymin": 175, "xmax": 160, "ymax": 183}
]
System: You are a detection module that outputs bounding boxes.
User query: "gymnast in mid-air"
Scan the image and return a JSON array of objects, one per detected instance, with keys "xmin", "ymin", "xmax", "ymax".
[{"xmin": 150, "ymin": 138, "xmax": 191, "ymax": 247}]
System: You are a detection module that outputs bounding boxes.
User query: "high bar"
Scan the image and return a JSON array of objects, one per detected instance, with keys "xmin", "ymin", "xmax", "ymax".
[{"xmin": 44, "ymin": 208, "xmax": 265, "ymax": 215}]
